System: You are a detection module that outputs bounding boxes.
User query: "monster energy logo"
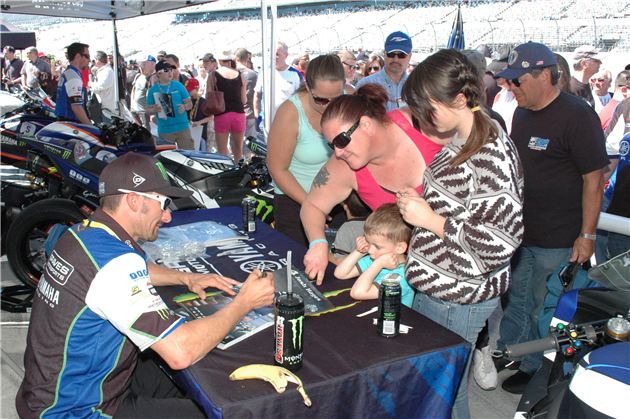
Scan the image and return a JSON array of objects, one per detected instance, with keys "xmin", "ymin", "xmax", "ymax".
[
  {"xmin": 245, "ymin": 194, "xmax": 273, "ymax": 222},
  {"xmin": 289, "ymin": 316, "xmax": 303, "ymax": 350},
  {"xmin": 157, "ymin": 308, "xmax": 170, "ymax": 320},
  {"xmin": 62, "ymin": 150, "xmax": 71, "ymax": 159}
]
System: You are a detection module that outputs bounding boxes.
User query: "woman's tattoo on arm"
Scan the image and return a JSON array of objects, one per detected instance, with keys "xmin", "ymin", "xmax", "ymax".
[{"xmin": 312, "ymin": 167, "xmax": 330, "ymax": 188}]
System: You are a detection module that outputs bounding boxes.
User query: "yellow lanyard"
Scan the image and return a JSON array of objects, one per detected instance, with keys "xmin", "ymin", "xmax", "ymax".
[{"xmin": 82, "ymin": 219, "xmax": 120, "ymax": 240}]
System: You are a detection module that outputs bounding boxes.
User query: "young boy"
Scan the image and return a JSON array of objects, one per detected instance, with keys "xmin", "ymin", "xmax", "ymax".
[{"xmin": 334, "ymin": 203, "xmax": 414, "ymax": 307}]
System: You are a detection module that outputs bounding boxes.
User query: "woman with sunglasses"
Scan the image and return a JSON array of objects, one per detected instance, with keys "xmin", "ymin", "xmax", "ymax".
[
  {"xmin": 362, "ymin": 55, "xmax": 384, "ymax": 78},
  {"xmin": 397, "ymin": 49, "xmax": 524, "ymax": 418},
  {"xmin": 267, "ymin": 54, "xmax": 345, "ymax": 246},
  {"xmin": 300, "ymin": 83, "xmax": 447, "ymax": 284}
]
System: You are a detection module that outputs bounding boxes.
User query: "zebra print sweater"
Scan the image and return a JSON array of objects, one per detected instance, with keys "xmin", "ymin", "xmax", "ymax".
[{"xmin": 406, "ymin": 128, "xmax": 524, "ymax": 304}]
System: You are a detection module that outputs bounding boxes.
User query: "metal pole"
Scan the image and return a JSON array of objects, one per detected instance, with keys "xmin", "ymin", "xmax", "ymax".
[
  {"xmin": 260, "ymin": 0, "xmax": 277, "ymax": 135},
  {"xmin": 111, "ymin": 19, "xmax": 120, "ymax": 116},
  {"xmin": 592, "ymin": 16, "xmax": 598, "ymax": 47},
  {"xmin": 517, "ymin": 18, "xmax": 526, "ymax": 43}
]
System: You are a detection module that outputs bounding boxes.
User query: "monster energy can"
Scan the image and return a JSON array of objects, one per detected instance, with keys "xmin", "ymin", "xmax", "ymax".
[
  {"xmin": 274, "ymin": 293, "xmax": 304, "ymax": 371},
  {"xmin": 241, "ymin": 197, "xmax": 257, "ymax": 233},
  {"xmin": 377, "ymin": 273, "xmax": 401, "ymax": 338}
]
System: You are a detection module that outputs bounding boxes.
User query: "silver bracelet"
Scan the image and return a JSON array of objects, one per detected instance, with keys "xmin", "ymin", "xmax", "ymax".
[{"xmin": 579, "ymin": 233, "xmax": 597, "ymax": 241}]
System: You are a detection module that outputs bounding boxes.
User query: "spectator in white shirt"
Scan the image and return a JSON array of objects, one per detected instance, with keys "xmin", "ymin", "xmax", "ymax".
[{"xmin": 89, "ymin": 51, "xmax": 117, "ymax": 121}]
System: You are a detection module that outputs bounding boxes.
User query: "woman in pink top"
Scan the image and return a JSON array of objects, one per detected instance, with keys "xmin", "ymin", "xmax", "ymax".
[{"xmin": 300, "ymin": 83, "xmax": 448, "ymax": 284}]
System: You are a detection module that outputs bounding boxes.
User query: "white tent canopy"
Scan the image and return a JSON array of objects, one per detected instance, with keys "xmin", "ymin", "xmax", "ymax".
[{"xmin": 0, "ymin": 0, "xmax": 214, "ymax": 21}]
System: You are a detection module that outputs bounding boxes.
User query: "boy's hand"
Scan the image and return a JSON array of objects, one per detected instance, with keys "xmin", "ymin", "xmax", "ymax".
[
  {"xmin": 376, "ymin": 252, "xmax": 399, "ymax": 270},
  {"xmin": 355, "ymin": 236, "xmax": 369, "ymax": 254}
]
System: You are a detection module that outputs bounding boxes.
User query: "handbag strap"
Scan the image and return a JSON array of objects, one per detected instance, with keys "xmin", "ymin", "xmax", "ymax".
[{"xmin": 206, "ymin": 71, "xmax": 218, "ymax": 92}]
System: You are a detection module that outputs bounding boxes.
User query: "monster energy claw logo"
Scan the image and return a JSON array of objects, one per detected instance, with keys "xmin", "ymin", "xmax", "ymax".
[{"xmin": 289, "ymin": 316, "xmax": 303, "ymax": 350}]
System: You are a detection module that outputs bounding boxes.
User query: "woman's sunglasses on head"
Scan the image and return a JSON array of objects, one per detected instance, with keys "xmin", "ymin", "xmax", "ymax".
[{"xmin": 328, "ymin": 120, "xmax": 360, "ymax": 150}]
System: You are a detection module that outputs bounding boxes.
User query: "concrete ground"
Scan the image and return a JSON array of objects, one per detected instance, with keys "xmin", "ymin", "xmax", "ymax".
[{"xmin": 1, "ymin": 256, "xmax": 520, "ymax": 418}]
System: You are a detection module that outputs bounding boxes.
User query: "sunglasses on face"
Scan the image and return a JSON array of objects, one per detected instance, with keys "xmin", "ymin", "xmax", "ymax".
[
  {"xmin": 311, "ymin": 92, "xmax": 341, "ymax": 106},
  {"xmin": 591, "ymin": 78, "xmax": 606, "ymax": 83},
  {"xmin": 369, "ymin": 66, "xmax": 381, "ymax": 71},
  {"xmin": 386, "ymin": 52, "xmax": 408, "ymax": 59},
  {"xmin": 328, "ymin": 120, "xmax": 360, "ymax": 150},
  {"xmin": 507, "ymin": 74, "xmax": 527, "ymax": 87},
  {"xmin": 159, "ymin": 68, "xmax": 173, "ymax": 73},
  {"xmin": 343, "ymin": 62, "xmax": 359, "ymax": 70},
  {"xmin": 81, "ymin": 53, "xmax": 91, "ymax": 59},
  {"xmin": 118, "ymin": 189, "xmax": 172, "ymax": 210}
]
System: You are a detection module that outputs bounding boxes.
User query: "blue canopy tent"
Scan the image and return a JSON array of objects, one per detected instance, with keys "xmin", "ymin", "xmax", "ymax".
[{"xmin": 447, "ymin": 5, "xmax": 465, "ymax": 50}]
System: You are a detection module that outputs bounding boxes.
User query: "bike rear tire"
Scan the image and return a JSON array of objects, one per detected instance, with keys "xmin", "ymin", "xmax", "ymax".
[{"xmin": 6, "ymin": 199, "xmax": 85, "ymax": 288}]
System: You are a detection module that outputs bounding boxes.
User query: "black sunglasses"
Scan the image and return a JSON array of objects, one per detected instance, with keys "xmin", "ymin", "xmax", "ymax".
[
  {"xmin": 386, "ymin": 52, "xmax": 408, "ymax": 59},
  {"xmin": 343, "ymin": 61, "xmax": 359, "ymax": 70},
  {"xmin": 328, "ymin": 120, "xmax": 360, "ymax": 150},
  {"xmin": 311, "ymin": 92, "xmax": 341, "ymax": 106},
  {"xmin": 508, "ymin": 75, "xmax": 525, "ymax": 87},
  {"xmin": 369, "ymin": 66, "xmax": 381, "ymax": 71},
  {"xmin": 81, "ymin": 53, "xmax": 91, "ymax": 60}
]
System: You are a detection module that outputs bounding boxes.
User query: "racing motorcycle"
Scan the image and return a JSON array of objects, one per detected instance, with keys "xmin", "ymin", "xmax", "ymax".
[
  {"xmin": 2, "ymin": 110, "xmax": 274, "ymax": 288},
  {"xmin": 503, "ymin": 251, "xmax": 630, "ymax": 418}
]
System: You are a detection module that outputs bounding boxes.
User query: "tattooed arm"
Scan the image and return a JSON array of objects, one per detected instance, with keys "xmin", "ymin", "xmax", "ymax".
[{"xmin": 300, "ymin": 158, "xmax": 356, "ymax": 284}]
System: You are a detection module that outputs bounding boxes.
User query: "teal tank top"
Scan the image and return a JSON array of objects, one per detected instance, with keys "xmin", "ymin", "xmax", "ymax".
[{"xmin": 274, "ymin": 94, "xmax": 332, "ymax": 195}]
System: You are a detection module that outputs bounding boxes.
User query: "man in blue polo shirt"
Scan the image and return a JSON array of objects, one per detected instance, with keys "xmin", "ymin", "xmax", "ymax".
[
  {"xmin": 356, "ymin": 31, "xmax": 412, "ymax": 111},
  {"xmin": 55, "ymin": 42, "xmax": 92, "ymax": 124}
]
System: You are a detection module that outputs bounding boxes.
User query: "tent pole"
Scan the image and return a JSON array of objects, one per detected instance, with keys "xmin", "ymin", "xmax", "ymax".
[{"xmin": 112, "ymin": 18, "xmax": 120, "ymax": 116}]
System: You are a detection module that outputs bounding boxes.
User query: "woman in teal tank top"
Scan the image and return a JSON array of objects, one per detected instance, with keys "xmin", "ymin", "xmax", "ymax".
[{"xmin": 267, "ymin": 55, "xmax": 345, "ymax": 245}]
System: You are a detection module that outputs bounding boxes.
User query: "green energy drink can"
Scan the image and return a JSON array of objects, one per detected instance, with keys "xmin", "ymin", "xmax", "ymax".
[
  {"xmin": 378, "ymin": 273, "xmax": 401, "ymax": 338},
  {"xmin": 274, "ymin": 293, "xmax": 304, "ymax": 371},
  {"xmin": 241, "ymin": 197, "xmax": 257, "ymax": 233}
]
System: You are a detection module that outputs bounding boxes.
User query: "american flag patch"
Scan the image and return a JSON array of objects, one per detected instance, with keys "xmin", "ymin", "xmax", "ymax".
[{"xmin": 536, "ymin": 60, "xmax": 545, "ymax": 65}]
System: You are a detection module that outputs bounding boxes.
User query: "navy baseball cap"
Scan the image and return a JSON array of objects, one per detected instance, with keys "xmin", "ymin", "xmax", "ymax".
[
  {"xmin": 385, "ymin": 31, "xmax": 412, "ymax": 54},
  {"xmin": 495, "ymin": 41, "xmax": 557, "ymax": 80}
]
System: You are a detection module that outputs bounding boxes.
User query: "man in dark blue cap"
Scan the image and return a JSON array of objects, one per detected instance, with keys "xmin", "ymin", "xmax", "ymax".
[
  {"xmin": 356, "ymin": 31, "xmax": 412, "ymax": 111},
  {"xmin": 495, "ymin": 41, "xmax": 608, "ymax": 393}
]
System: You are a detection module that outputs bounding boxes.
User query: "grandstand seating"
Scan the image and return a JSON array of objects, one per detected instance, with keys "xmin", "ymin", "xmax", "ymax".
[{"xmin": 4, "ymin": 0, "xmax": 629, "ymax": 65}]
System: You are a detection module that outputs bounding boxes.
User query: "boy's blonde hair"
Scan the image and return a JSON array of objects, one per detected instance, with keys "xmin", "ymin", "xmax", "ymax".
[{"xmin": 363, "ymin": 203, "xmax": 412, "ymax": 244}]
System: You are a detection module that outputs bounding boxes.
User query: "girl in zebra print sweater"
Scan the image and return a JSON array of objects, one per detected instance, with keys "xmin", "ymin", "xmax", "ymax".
[{"xmin": 398, "ymin": 49, "xmax": 524, "ymax": 418}]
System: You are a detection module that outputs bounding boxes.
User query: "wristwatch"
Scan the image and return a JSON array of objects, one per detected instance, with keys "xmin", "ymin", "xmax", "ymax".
[{"xmin": 579, "ymin": 233, "xmax": 597, "ymax": 241}]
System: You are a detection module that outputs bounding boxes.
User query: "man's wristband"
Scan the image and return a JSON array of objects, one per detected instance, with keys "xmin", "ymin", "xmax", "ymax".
[
  {"xmin": 579, "ymin": 233, "xmax": 597, "ymax": 241},
  {"xmin": 309, "ymin": 239, "xmax": 328, "ymax": 248}
]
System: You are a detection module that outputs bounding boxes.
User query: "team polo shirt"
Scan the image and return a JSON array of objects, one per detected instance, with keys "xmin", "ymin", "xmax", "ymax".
[
  {"xmin": 55, "ymin": 64, "xmax": 86, "ymax": 121},
  {"xmin": 16, "ymin": 209, "xmax": 184, "ymax": 418}
]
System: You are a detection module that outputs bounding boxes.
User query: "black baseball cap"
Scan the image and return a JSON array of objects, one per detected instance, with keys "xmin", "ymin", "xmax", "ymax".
[
  {"xmin": 155, "ymin": 60, "xmax": 174, "ymax": 72},
  {"xmin": 99, "ymin": 152, "xmax": 192, "ymax": 198}
]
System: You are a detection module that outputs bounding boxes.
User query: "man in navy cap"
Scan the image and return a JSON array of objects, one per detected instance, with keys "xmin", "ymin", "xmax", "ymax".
[
  {"xmin": 356, "ymin": 31, "xmax": 412, "ymax": 111},
  {"xmin": 495, "ymin": 41, "xmax": 608, "ymax": 393}
]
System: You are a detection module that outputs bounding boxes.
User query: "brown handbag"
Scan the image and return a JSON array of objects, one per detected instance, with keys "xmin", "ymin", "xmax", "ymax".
[{"xmin": 201, "ymin": 71, "xmax": 225, "ymax": 116}]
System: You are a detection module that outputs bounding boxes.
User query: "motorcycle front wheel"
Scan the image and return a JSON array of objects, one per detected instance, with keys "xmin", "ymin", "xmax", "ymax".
[{"xmin": 6, "ymin": 198, "xmax": 86, "ymax": 288}]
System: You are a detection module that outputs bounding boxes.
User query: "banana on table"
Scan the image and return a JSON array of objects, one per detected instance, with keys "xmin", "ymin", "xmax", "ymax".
[{"xmin": 229, "ymin": 364, "xmax": 312, "ymax": 407}]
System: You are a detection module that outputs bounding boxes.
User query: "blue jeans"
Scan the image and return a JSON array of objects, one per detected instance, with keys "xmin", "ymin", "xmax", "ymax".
[
  {"xmin": 498, "ymin": 246, "xmax": 572, "ymax": 374},
  {"xmin": 607, "ymin": 232, "xmax": 630, "ymax": 259},
  {"xmin": 412, "ymin": 292, "xmax": 499, "ymax": 419}
]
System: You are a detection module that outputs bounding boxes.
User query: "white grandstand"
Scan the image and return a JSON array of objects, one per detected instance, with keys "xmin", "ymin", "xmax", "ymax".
[{"xmin": 4, "ymin": 0, "xmax": 629, "ymax": 65}]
